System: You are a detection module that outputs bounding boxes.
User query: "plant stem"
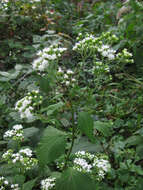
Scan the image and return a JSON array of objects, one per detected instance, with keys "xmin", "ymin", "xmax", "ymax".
[{"xmin": 64, "ymin": 105, "xmax": 75, "ymax": 169}]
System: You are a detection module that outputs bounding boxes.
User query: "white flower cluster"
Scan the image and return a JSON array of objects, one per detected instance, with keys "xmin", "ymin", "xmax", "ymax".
[
  {"xmin": 73, "ymin": 151, "xmax": 111, "ymax": 180},
  {"xmin": 15, "ymin": 90, "xmax": 42, "ymax": 120},
  {"xmin": 2, "ymin": 148, "xmax": 38, "ymax": 172},
  {"xmin": 3, "ymin": 124, "xmax": 24, "ymax": 141},
  {"xmin": 98, "ymin": 44, "xmax": 116, "ymax": 60},
  {"xmin": 73, "ymin": 151, "xmax": 94, "ymax": 173},
  {"xmin": 32, "ymin": 44, "xmax": 67, "ymax": 72},
  {"xmin": 0, "ymin": 176, "xmax": 8, "ymax": 190},
  {"xmin": 11, "ymin": 184, "xmax": 20, "ymax": 190},
  {"xmin": 57, "ymin": 67, "xmax": 76, "ymax": 87},
  {"xmin": 73, "ymin": 32, "xmax": 133, "ymax": 66},
  {"xmin": 0, "ymin": 176, "xmax": 19, "ymax": 190},
  {"xmin": 73, "ymin": 158, "xmax": 92, "ymax": 173},
  {"xmin": 73, "ymin": 33, "xmax": 98, "ymax": 51},
  {"xmin": 75, "ymin": 150, "xmax": 94, "ymax": 160},
  {"xmin": 93, "ymin": 157, "xmax": 111, "ymax": 179},
  {"xmin": 41, "ymin": 177, "xmax": 56, "ymax": 190}
]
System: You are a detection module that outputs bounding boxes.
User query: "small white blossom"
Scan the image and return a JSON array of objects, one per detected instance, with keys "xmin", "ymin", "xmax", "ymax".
[
  {"xmin": 41, "ymin": 177, "xmax": 56, "ymax": 190},
  {"xmin": 19, "ymin": 148, "xmax": 32, "ymax": 157},
  {"xmin": 73, "ymin": 158, "xmax": 92, "ymax": 173}
]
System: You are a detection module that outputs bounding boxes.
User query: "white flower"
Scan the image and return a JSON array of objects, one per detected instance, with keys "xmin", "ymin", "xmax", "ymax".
[
  {"xmin": 64, "ymin": 74, "xmax": 68, "ymax": 79},
  {"xmin": 19, "ymin": 148, "xmax": 32, "ymax": 157},
  {"xmin": 67, "ymin": 69, "xmax": 73, "ymax": 75},
  {"xmin": 11, "ymin": 184, "xmax": 20, "ymax": 190},
  {"xmin": 3, "ymin": 130, "xmax": 15, "ymax": 138},
  {"xmin": 65, "ymin": 81, "xmax": 70, "ymax": 86},
  {"xmin": 73, "ymin": 158, "xmax": 92, "ymax": 172},
  {"xmin": 101, "ymin": 45, "xmax": 110, "ymax": 50},
  {"xmin": 48, "ymin": 54, "xmax": 57, "ymax": 60},
  {"xmin": 13, "ymin": 124, "xmax": 23, "ymax": 130},
  {"xmin": 4, "ymin": 180, "xmax": 8, "ymax": 185},
  {"xmin": 108, "ymin": 54, "xmax": 115, "ymax": 60},
  {"xmin": 102, "ymin": 51, "xmax": 108, "ymax": 57},
  {"xmin": 41, "ymin": 177, "xmax": 56, "ymax": 190},
  {"xmin": 93, "ymin": 158, "xmax": 111, "ymax": 173},
  {"xmin": 58, "ymin": 67, "xmax": 63, "ymax": 73}
]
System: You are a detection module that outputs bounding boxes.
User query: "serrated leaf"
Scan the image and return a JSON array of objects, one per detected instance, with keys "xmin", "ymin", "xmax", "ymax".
[
  {"xmin": 36, "ymin": 126, "xmax": 66, "ymax": 165},
  {"xmin": 55, "ymin": 168, "xmax": 95, "ymax": 190},
  {"xmin": 77, "ymin": 112, "xmax": 94, "ymax": 141},
  {"xmin": 22, "ymin": 178, "xmax": 37, "ymax": 190},
  {"xmin": 94, "ymin": 121, "xmax": 113, "ymax": 137}
]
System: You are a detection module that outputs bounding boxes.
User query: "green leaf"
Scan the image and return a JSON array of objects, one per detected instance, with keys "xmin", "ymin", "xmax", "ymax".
[
  {"xmin": 36, "ymin": 126, "xmax": 66, "ymax": 165},
  {"xmin": 135, "ymin": 127, "xmax": 143, "ymax": 136},
  {"xmin": 136, "ymin": 145, "xmax": 143, "ymax": 157},
  {"xmin": 38, "ymin": 76, "xmax": 51, "ymax": 93},
  {"xmin": 94, "ymin": 121, "xmax": 113, "ymax": 137},
  {"xmin": 77, "ymin": 112, "xmax": 94, "ymax": 141},
  {"xmin": 72, "ymin": 136, "xmax": 103, "ymax": 154},
  {"xmin": 125, "ymin": 135, "xmax": 143, "ymax": 147},
  {"xmin": 40, "ymin": 102, "xmax": 64, "ymax": 116},
  {"xmin": 55, "ymin": 168, "xmax": 95, "ymax": 190},
  {"xmin": 9, "ymin": 175, "xmax": 25, "ymax": 186},
  {"xmin": 23, "ymin": 127, "xmax": 39, "ymax": 138},
  {"xmin": 22, "ymin": 178, "xmax": 37, "ymax": 190}
]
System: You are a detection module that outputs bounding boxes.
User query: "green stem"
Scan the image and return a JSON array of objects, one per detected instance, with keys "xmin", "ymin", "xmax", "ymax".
[{"xmin": 64, "ymin": 106, "xmax": 75, "ymax": 169}]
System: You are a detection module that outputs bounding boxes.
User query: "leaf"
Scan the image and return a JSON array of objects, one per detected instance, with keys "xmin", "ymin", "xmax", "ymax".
[
  {"xmin": 77, "ymin": 112, "xmax": 94, "ymax": 141},
  {"xmin": 38, "ymin": 76, "xmax": 51, "ymax": 93},
  {"xmin": 72, "ymin": 136, "xmax": 103, "ymax": 154},
  {"xmin": 94, "ymin": 121, "xmax": 113, "ymax": 137},
  {"xmin": 136, "ymin": 145, "xmax": 143, "ymax": 157},
  {"xmin": 22, "ymin": 179, "xmax": 37, "ymax": 190},
  {"xmin": 40, "ymin": 102, "xmax": 64, "ymax": 116},
  {"xmin": 134, "ymin": 127, "xmax": 143, "ymax": 136},
  {"xmin": 9, "ymin": 175, "xmax": 25, "ymax": 186},
  {"xmin": 125, "ymin": 135, "xmax": 143, "ymax": 147},
  {"xmin": 55, "ymin": 168, "xmax": 95, "ymax": 190},
  {"xmin": 23, "ymin": 127, "xmax": 39, "ymax": 138},
  {"xmin": 36, "ymin": 126, "xmax": 66, "ymax": 165}
]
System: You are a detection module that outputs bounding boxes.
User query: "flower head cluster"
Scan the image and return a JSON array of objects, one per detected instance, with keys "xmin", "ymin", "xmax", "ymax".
[
  {"xmin": 73, "ymin": 151, "xmax": 111, "ymax": 180},
  {"xmin": 57, "ymin": 67, "xmax": 76, "ymax": 87},
  {"xmin": 3, "ymin": 124, "xmax": 24, "ymax": 141},
  {"xmin": 41, "ymin": 177, "xmax": 56, "ymax": 190},
  {"xmin": 93, "ymin": 156, "xmax": 111, "ymax": 180},
  {"xmin": 2, "ymin": 148, "xmax": 38, "ymax": 172},
  {"xmin": 73, "ymin": 32, "xmax": 133, "ymax": 63},
  {"xmin": 0, "ymin": 176, "xmax": 19, "ymax": 190},
  {"xmin": 0, "ymin": 176, "xmax": 9, "ymax": 190},
  {"xmin": 73, "ymin": 151, "xmax": 94, "ymax": 173},
  {"xmin": 116, "ymin": 48, "xmax": 134, "ymax": 64},
  {"xmin": 11, "ymin": 184, "xmax": 20, "ymax": 190},
  {"xmin": 73, "ymin": 158, "xmax": 92, "ymax": 173},
  {"xmin": 15, "ymin": 90, "xmax": 42, "ymax": 120},
  {"xmin": 73, "ymin": 33, "xmax": 98, "ymax": 52},
  {"xmin": 32, "ymin": 44, "xmax": 67, "ymax": 72},
  {"xmin": 98, "ymin": 44, "xmax": 116, "ymax": 60}
]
